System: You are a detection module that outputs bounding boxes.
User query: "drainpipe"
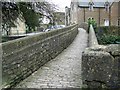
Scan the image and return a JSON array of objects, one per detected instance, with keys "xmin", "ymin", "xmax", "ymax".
[
  {"xmin": 65, "ymin": 6, "xmax": 68, "ymax": 26},
  {"xmin": 118, "ymin": 2, "xmax": 120, "ymax": 26},
  {"xmin": 109, "ymin": 7, "xmax": 111, "ymax": 26},
  {"xmin": 98, "ymin": 8, "xmax": 100, "ymax": 26},
  {"xmin": 84, "ymin": 8, "xmax": 85, "ymax": 22},
  {"xmin": 65, "ymin": 6, "xmax": 70, "ymax": 26}
]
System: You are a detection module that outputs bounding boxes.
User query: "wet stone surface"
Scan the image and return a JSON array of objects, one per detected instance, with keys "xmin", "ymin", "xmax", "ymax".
[{"xmin": 16, "ymin": 28, "xmax": 88, "ymax": 88}]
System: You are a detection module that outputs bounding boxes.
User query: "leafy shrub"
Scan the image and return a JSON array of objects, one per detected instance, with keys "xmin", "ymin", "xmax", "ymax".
[
  {"xmin": 98, "ymin": 34, "xmax": 120, "ymax": 44},
  {"xmin": 95, "ymin": 26, "xmax": 120, "ymax": 35},
  {"xmin": 95, "ymin": 26, "xmax": 120, "ymax": 45}
]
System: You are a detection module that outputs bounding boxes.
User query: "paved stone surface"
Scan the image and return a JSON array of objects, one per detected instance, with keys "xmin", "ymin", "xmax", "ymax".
[{"xmin": 16, "ymin": 28, "xmax": 88, "ymax": 88}]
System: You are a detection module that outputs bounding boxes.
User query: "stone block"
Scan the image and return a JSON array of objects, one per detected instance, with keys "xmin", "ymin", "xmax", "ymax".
[{"xmin": 82, "ymin": 50, "xmax": 114, "ymax": 87}]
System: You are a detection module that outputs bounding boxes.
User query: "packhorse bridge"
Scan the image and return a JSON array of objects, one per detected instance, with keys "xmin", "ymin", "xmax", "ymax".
[{"xmin": 1, "ymin": 24, "xmax": 120, "ymax": 89}]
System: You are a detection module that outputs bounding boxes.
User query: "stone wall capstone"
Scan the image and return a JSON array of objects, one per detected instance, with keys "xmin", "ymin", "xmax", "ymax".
[
  {"xmin": 88, "ymin": 24, "xmax": 98, "ymax": 47},
  {"xmin": 82, "ymin": 44, "xmax": 120, "ymax": 88}
]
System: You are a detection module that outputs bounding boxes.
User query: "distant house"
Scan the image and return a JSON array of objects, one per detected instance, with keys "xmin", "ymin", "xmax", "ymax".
[
  {"xmin": 2, "ymin": 16, "xmax": 26, "ymax": 36},
  {"xmin": 66, "ymin": 0, "xmax": 120, "ymax": 26},
  {"xmin": 10, "ymin": 17, "xmax": 26, "ymax": 35}
]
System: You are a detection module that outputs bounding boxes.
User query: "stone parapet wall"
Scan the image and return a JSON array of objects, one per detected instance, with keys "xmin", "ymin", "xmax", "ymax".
[
  {"xmin": 82, "ymin": 25, "xmax": 120, "ymax": 88},
  {"xmin": 2, "ymin": 24, "xmax": 78, "ymax": 88},
  {"xmin": 79, "ymin": 22, "xmax": 88, "ymax": 31},
  {"xmin": 88, "ymin": 24, "xmax": 98, "ymax": 47}
]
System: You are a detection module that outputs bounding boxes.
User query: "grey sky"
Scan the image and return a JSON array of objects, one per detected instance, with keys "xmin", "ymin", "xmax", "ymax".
[
  {"xmin": 47, "ymin": 0, "xmax": 118, "ymax": 12},
  {"xmin": 47, "ymin": 0, "xmax": 71, "ymax": 12}
]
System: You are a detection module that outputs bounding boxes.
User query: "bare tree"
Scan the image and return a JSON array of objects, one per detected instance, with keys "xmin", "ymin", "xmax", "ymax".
[{"xmin": 1, "ymin": 1, "xmax": 58, "ymax": 35}]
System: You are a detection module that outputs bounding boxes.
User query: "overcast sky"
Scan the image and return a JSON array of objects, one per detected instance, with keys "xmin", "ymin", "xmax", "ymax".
[
  {"xmin": 46, "ymin": 0, "xmax": 117, "ymax": 12},
  {"xmin": 47, "ymin": 0, "xmax": 71, "ymax": 12}
]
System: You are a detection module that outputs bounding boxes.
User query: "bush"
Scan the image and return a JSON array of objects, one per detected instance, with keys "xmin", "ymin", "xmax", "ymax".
[
  {"xmin": 98, "ymin": 34, "xmax": 120, "ymax": 44},
  {"xmin": 96, "ymin": 26, "xmax": 120, "ymax": 35},
  {"xmin": 95, "ymin": 26, "xmax": 120, "ymax": 45}
]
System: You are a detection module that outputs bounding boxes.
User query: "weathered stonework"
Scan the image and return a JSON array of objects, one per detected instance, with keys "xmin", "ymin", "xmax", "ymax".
[
  {"xmin": 70, "ymin": 1, "xmax": 120, "ymax": 26},
  {"xmin": 82, "ymin": 45, "xmax": 120, "ymax": 88},
  {"xmin": 2, "ymin": 24, "xmax": 78, "ymax": 88},
  {"xmin": 82, "ymin": 25, "xmax": 120, "ymax": 88}
]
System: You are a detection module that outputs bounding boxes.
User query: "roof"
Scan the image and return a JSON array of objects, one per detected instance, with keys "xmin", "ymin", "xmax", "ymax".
[
  {"xmin": 77, "ymin": 0, "xmax": 114, "ymax": 8},
  {"xmin": 78, "ymin": 2, "xmax": 114, "ymax": 8}
]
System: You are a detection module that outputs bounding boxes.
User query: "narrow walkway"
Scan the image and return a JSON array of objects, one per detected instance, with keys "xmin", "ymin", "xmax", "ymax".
[{"xmin": 16, "ymin": 28, "xmax": 88, "ymax": 88}]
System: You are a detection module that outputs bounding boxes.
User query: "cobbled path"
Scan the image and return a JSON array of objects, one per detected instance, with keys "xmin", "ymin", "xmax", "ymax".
[{"xmin": 16, "ymin": 28, "xmax": 88, "ymax": 88}]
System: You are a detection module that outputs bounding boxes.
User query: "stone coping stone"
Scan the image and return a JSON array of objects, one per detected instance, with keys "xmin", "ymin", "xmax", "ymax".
[
  {"xmin": 86, "ymin": 44, "xmax": 120, "ymax": 56},
  {"xmin": 82, "ymin": 50, "xmax": 114, "ymax": 87}
]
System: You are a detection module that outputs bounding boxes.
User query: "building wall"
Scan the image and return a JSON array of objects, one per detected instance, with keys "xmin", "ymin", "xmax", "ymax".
[
  {"xmin": 77, "ymin": 7, "xmax": 109, "ymax": 26},
  {"xmin": 70, "ymin": 2, "xmax": 119, "ymax": 26},
  {"xmin": 110, "ymin": 2, "xmax": 119, "ymax": 26},
  {"xmin": 77, "ymin": 8, "xmax": 84, "ymax": 25},
  {"xmin": 118, "ymin": 1, "xmax": 120, "ymax": 26},
  {"xmin": 119, "ymin": 1, "xmax": 120, "ymax": 18},
  {"xmin": 99, "ymin": 8, "xmax": 109, "ymax": 26},
  {"xmin": 85, "ymin": 8, "xmax": 99, "ymax": 25}
]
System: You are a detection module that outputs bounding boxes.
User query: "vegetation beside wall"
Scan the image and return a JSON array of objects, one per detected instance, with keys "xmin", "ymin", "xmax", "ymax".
[{"xmin": 95, "ymin": 26, "xmax": 120, "ymax": 45}]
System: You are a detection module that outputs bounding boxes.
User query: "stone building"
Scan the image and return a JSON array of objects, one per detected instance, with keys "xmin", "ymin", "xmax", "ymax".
[
  {"xmin": 10, "ymin": 17, "xmax": 26, "ymax": 35},
  {"xmin": 65, "ymin": 6, "xmax": 71, "ymax": 26},
  {"xmin": 67, "ymin": 0, "xmax": 120, "ymax": 26},
  {"xmin": 2, "ymin": 17, "xmax": 26, "ymax": 36}
]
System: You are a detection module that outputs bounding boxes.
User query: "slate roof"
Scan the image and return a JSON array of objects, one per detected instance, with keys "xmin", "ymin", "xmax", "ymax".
[{"xmin": 77, "ymin": 0, "xmax": 114, "ymax": 8}]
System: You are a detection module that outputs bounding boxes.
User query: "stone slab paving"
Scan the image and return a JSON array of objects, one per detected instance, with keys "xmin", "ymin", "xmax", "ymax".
[{"xmin": 16, "ymin": 28, "xmax": 88, "ymax": 88}]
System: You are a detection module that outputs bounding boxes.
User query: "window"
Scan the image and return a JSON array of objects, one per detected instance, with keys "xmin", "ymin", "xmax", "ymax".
[{"xmin": 104, "ymin": 19, "xmax": 109, "ymax": 26}]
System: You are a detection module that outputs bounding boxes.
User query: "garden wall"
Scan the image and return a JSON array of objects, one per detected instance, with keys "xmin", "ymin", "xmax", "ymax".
[
  {"xmin": 82, "ymin": 25, "xmax": 120, "ymax": 88},
  {"xmin": 2, "ymin": 24, "xmax": 78, "ymax": 88}
]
